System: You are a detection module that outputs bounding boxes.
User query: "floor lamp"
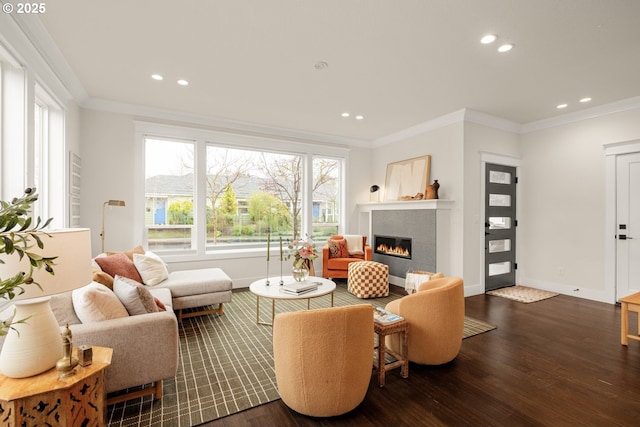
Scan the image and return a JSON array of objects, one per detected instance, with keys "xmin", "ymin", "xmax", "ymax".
[{"xmin": 101, "ymin": 200, "xmax": 125, "ymax": 252}]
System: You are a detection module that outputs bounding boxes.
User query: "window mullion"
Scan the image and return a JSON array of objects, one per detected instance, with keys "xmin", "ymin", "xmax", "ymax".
[
  {"xmin": 303, "ymin": 153, "xmax": 313, "ymax": 238},
  {"xmin": 195, "ymin": 139, "xmax": 207, "ymax": 256}
]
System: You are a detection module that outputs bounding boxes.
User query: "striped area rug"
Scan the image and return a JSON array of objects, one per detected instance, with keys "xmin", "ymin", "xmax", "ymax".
[
  {"xmin": 486, "ymin": 285, "xmax": 559, "ymax": 303},
  {"xmin": 106, "ymin": 284, "xmax": 495, "ymax": 426}
]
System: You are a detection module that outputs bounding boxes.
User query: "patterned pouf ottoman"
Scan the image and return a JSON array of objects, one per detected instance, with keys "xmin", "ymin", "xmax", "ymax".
[{"xmin": 347, "ymin": 261, "xmax": 389, "ymax": 298}]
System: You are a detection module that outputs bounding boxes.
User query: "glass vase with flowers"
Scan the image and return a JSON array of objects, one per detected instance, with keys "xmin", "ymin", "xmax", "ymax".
[{"xmin": 286, "ymin": 235, "xmax": 318, "ymax": 282}]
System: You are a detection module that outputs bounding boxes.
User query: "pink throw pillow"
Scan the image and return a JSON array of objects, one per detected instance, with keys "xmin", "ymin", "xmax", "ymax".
[{"xmin": 95, "ymin": 252, "xmax": 143, "ymax": 284}]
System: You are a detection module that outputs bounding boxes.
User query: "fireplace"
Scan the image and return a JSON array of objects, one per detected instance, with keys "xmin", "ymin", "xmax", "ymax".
[
  {"xmin": 374, "ymin": 235, "xmax": 412, "ymax": 259},
  {"xmin": 370, "ymin": 209, "xmax": 437, "ymax": 279}
]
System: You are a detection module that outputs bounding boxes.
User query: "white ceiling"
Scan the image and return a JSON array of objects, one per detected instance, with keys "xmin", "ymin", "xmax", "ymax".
[{"xmin": 30, "ymin": 0, "xmax": 640, "ymax": 143}]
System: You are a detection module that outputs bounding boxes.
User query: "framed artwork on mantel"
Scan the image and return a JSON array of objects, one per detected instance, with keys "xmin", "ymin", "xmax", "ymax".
[{"xmin": 384, "ymin": 155, "xmax": 431, "ymax": 201}]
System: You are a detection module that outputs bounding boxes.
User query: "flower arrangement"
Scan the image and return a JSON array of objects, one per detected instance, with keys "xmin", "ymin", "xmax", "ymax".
[{"xmin": 286, "ymin": 236, "xmax": 318, "ymax": 269}]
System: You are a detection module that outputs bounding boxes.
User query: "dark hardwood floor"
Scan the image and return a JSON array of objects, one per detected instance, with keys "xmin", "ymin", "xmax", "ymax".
[{"xmin": 201, "ymin": 291, "xmax": 640, "ymax": 427}]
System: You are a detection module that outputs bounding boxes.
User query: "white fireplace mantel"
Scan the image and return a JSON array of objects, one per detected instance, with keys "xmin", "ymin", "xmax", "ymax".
[{"xmin": 357, "ymin": 199, "xmax": 454, "ymax": 213}]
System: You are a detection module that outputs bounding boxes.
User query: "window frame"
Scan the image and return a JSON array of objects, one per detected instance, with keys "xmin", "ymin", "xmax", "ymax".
[{"xmin": 135, "ymin": 121, "xmax": 349, "ymax": 263}]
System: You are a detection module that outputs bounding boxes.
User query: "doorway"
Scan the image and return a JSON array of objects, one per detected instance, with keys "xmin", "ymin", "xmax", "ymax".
[
  {"xmin": 615, "ymin": 152, "xmax": 640, "ymax": 299},
  {"xmin": 484, "ymin": 163, "xmax": 517, "ymax": 291}
]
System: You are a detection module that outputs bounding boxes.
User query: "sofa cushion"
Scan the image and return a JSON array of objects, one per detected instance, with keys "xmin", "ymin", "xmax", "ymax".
[
  {"xmin": 95, "ymin": 252, "xmax": 143, "ymax": 284},
  {"xmin": 113, "ymin": 275, "xmax": 160, "ymax": 316},
  {"xmin": 155, "ymin": 268, "xmax": 232, "ymax": 298},
  {"xmin": 50, "ymin": 291, "xmax": 82, "ymax": 326},
  {"xmin": 92, "ymin": 268, "xmax": 115, "ymax": 289},
  {"xmin": 72, "ymin": 282, "xmax": 129, "ymax": 324},
  {"xmin": 107, "ymin": 245, "xmax": 145, "ymax": 260},
  {"xmin": 326, "ymin": 257, "xmax": 365, "ymax": 271},
  {"xmin": 328, "ymin": 239, "xmax": 348, "ymax": 259},
  {"xmin": 133, "ymin": 251, "xmax": 169, "ymax": 286}
]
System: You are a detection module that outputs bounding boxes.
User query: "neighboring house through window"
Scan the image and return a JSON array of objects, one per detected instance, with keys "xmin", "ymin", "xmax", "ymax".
[{"xmin": 139, "ymin": 122, "xmax": 347, "ymax": 258}]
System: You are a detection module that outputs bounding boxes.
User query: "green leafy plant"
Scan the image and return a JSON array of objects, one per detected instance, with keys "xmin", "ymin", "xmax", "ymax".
[{"xmin": 0, "ymin": 188, "xmax": 56, "ymax": 335}]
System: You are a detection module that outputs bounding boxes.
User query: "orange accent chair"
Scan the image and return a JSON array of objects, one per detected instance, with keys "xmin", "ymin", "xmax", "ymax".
[
  {"xmin": 321, "ymin": 235, "xmax": 372, "ymax": 279},
  {"xmin": 273, "ymin": 305, "xmax": 374, "ymax": 417},
  {"xmin": 385, "ymin": 276, "xmax": 465, "ymax": 365}
]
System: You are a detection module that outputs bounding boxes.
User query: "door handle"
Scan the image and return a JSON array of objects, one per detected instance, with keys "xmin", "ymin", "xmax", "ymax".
[{"xmin": 619, "ymin": 235, "xmax": 634, "ymax": 240}]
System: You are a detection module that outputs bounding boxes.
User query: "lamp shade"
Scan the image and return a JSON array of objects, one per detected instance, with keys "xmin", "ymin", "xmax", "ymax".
[
  {"xmin": 0, "ymin": 228, "xmax": 92, "ymax": 301},
  {"xmin": 0, "ymin": 228, "xmax": 92, "ymax": 378}
]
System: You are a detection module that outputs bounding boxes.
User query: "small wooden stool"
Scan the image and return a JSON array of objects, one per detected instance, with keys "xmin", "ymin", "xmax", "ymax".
[
  {"xmin": 620, "ymin": 292, "xmax": 640, "ymax": 345},
  {"xmin": 373, "ymin": 320, "xmax": 409, "ymax": 387}
]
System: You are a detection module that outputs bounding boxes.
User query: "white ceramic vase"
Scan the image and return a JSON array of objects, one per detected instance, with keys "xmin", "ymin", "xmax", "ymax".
[{"xmin": 0, "ymin": 296, "xmax": 62, "ymax": 378}]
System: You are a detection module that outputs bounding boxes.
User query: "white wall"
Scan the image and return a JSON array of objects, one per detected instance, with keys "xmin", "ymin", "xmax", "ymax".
[
  {"xmin": 519, "ymin": 107, "xmax": 640, "ymax": 302},
  {"xmin": 78, "ymin": 108, "xmax": 369, "ymax": 287},
  {"xmin": 372, "ymin": 122, "xmax": 465, "ymax": 279},
  {"xmin": 79, "ymin": 109, "xmax": 137, "ymax": 255}
]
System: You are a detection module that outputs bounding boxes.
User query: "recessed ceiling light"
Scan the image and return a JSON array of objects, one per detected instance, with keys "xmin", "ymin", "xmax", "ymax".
[
  {"xmin": 341, "ymin": 112, "xmax": 350, "ymax": 118},
  {"xmin": 556, "ymin": 103, "xmax": 568, "ymax": 109},
  {"xmin": 579, "ymin": 97, "xmax": 592, "ymax": 103},
  {"xmin": 151, "ymin": 74, "xmax": 163, "ymax": 81},
  {"xmin": 177, "ymin": 79, "xmax": 189, "ymax": 86},
  {"xmin": 481, "ymin": 34, "xmax": 497, "ymax": 44},
  {"xmin": 355, "ymin": 115, "xmax": 364, "ymax": 120},
  {"xmin": 497, "ymin": 44, "xmax": 514, "ymax": 53}
]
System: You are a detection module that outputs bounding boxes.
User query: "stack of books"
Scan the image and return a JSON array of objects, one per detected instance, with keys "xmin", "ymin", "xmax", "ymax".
[
  {"xmin": 373, "ymin": 307, "xmax": 404, "ymax": 324},
  {"xmin": 280, "ymin": 281, "xmax": 320, "ymax": 295}
]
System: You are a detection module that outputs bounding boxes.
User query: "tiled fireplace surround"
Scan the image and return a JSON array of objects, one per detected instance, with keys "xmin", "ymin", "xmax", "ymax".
[{"xmin": 359, "ymin": 200, "xmax": 452, "ymax": 287}]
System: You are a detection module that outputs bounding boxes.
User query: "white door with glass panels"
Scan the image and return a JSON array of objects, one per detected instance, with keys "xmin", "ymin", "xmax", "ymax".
[
  {"xmin": 616, "ymin": 152, "xmax": 640, "ymax": 299},
  {"xmin": 485, "ymin": 164, "xmax": 517, "ymax": 291}
]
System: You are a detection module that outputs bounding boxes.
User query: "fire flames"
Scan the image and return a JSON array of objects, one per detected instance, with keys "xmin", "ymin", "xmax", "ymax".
[{"xmin": 376, "ymin": 243, "xmax": 410, "ymax": 258}]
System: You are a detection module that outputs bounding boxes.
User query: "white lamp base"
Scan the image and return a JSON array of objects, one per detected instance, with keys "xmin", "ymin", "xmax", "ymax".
[{"xmin": 0, "ymin": 297, "xmax": 63, "ymax": 378}]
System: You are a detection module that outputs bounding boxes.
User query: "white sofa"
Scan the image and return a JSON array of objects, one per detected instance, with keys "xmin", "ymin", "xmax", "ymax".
[
  {"xmin": 93, "ymin": 247, "xmax": 233, "ymax": 322},
  {"xmin": 154, "ymin": 267, "xmax": 233, "ymax": 322}
]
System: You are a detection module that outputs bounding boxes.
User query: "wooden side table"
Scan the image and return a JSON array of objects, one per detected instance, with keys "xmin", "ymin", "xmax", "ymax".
[
  {"xmin": 373, "ymin": 320, "xmax": 409, "ymax": 387},
  {"xmin": 621, "ymin": 292, "xmax": 640, "ymax": 345},
  {"xmin": 0, "ymin": 346, "xmax": 113, "ymax": 427}
]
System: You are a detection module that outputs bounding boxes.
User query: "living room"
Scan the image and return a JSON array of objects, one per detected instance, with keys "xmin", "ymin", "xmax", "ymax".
[{"xmin": 1, "ymin": 1, "xmax": 640, "ymax": 426}]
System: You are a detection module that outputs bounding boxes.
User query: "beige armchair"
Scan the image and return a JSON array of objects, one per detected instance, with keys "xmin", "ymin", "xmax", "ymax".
[
  {"xmin": 273, "ymin": 304, "xmax": 373, "ymax": 417},
  {"xmin": 385, "ymin": 276, "xmax": 464, "ymax": 365}
]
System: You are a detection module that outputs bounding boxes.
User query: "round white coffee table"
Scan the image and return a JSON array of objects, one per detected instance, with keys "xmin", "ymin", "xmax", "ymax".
[{"xmin": 249, "ymin": 276, "xmax": 336, "ymax": 326}]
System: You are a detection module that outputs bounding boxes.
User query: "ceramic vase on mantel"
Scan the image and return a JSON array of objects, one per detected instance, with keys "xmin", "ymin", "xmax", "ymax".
[
  {"xmin": 292, "ymin": 263, "xmax": 309, "ymax": 282},
  {"xmin": 0, "ymin": 296, "xmax": 63, "ymax": 378}
]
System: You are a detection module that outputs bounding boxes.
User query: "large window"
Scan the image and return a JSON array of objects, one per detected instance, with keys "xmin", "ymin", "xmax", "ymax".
[
  {"xmin": 141, "ymin": 126, "xmax": 346, "ymax": 255},
  {"xmin": 144, "ymin": 138, "xmax": 195, "ymax": 250},
  {"xmin": 0, "ymin": 46, "xmax": 65, "ymax": 226}
]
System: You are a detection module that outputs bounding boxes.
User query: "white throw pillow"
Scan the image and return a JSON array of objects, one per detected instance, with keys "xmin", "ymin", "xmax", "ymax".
[
  {"xmin": 113, "ymin": 275, "xmax": 160, "ymax": 316},
  {"xmin": 344, "ymin": 234, "xmax": 364, "ymax": 255},
  {"xmin": 133, "ymin": 251, "xmax": 169, "ymax": 286},
  {"xmin": 72, "ymin": 282, "xmax": 129, "ymax": 323}
]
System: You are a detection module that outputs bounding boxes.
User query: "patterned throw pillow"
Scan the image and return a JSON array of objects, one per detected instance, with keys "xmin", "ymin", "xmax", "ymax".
[{"xmin": 328, "ymin": 239, "xmax": 349, "ymax": 258}]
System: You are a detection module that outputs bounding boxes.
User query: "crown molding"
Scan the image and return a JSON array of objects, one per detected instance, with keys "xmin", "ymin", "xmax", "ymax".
[
  {"xmin": 7, "ymin": 13, "xmax": 88, "ymax": 104},
  {"xmin": 521, "ymin": 96, "xmax": 640, "ymax": 133},
  {"xmin": 373, "ymin": 109, "xmax": 522, "ymax": 147},
  {"xmin": 463, "ymin": 109, "xmax": 522, "ymax": 133},
  {"xmin": 373, "ymin": 110, "xmax": 467, "ymax": 147},
  {"xmin": 84, "ymin": 98, "xmax": 371, "ymax": 148}
]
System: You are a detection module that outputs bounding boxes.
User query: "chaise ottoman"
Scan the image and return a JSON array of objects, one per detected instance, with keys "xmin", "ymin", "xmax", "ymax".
[
  {"xmin": 155, "ymin": 268, "xmax": 233, "ymax": 322},
  {"xmin": 347, "ymin": 261, "xmax": 389, "ymax": 298}
]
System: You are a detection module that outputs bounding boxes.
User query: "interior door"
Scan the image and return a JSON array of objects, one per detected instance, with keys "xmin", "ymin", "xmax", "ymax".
[
  {"xmin": 485, "ymin": 163, "xmax": 517, "ymax": 291},
  {"xmin": 616, "ymin": 153, "xmax": 640, "ymax": 299}
]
